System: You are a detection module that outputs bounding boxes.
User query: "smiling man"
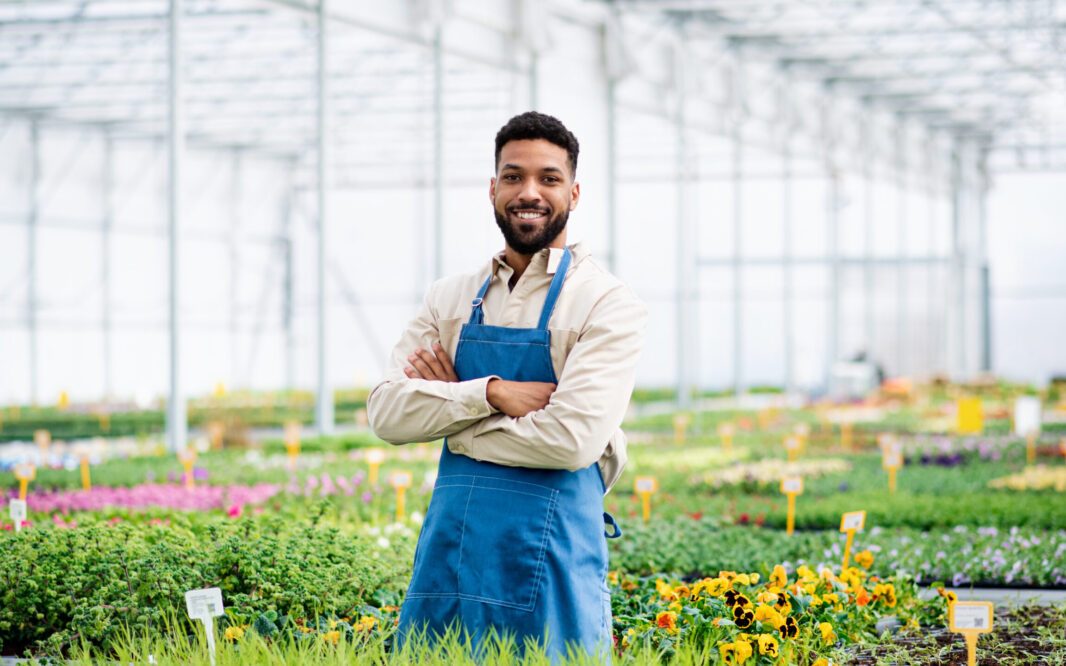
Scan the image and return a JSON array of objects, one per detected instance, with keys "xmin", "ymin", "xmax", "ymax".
[{"xmin": 367, "ymin": 111, "xmax": 647, "ymax": 660}]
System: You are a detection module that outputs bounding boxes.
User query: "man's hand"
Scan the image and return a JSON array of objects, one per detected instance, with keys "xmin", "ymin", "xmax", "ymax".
[
  {"xmin": 404, "ymin": 342, "xmax": 459, "ymax": 382},
  {"xmin": 486, "ymin": 378, "xmax": 556, "ymax": 418}
]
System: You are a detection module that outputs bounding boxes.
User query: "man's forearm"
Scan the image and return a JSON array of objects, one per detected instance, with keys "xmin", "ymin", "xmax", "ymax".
[{"xmin": 367, "ymin": 375, "xmax": 497, "ymax": 444}]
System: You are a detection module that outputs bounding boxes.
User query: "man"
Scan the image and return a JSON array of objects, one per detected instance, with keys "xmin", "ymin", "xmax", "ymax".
[{"xmin": 367, "ymin": 111, "xmax": 646, "ymax": 659}]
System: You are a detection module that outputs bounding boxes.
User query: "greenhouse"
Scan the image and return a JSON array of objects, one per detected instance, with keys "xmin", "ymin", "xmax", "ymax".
[{"xmin": 1, "ymin": 0, "xmax": 1064, "ymax": 664}]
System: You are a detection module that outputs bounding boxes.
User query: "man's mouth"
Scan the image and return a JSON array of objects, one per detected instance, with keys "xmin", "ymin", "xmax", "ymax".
[{"xmin": 510, "ymin": 208, "xmax": 548, "ymax": 222}]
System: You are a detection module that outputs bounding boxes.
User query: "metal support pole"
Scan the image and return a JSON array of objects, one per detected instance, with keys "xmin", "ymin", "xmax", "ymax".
[
  {"xmin": 315, "ymin": 0, "xmax": 334, "ymax": 435},
  {"xmin": 862, "ymin": 120, "xmax": 875, "ymax": 360},
  {"xmin": 282, "ymin": 165, "xmax": 295, "ymax": 391},
  {"xmin": 674, "ymin": 87, "xmax": 693, "ymax": 408},
  {"xmin": 28, "ymin": 121, "xmax": 40, "ymax": 406},
  {"xmin": 949, "ymin": 142, "xmax": 964, "ymax": 380},
  {"xmin": 229, "ymin": 149, "xmax": 242, "ymax": 389},
  {"xmin": 782, "ymin": 134, "xmax": 794, "ymax": 395},
  {"xmin": 977, "ymin": 154, "xmax": 991, "ymax": 372},
  {"xmin": 826, "ymin": 166, "xmax": 841, "ymax": 392},
  {"xmin": 166, "ymin": 0, "xmax": 187, "ymax": 452},
  {"xmin": 529, "ymin": 53, "xmax": 538, "ymax": 109},
  {"xmin": 433, "ymin": 25, "xmax": 444, "ymax": 281},
  {"xmin": 606, "ymin": 77, "xmax": 618, "ymax": 275},
  {"xmin": 927, "ymin": 157, "xmax": 938, "ymax": 376},
  {"xmin": 102, "ymin": 130, "xmax": 114, "ymax": 400},
  {"xmin": 895, "ymin": 125, "xmax": 907, "ymax": 378},
  {"xmin": 732, "ymin": 120, "xmax": 743, "ymax": 398}
]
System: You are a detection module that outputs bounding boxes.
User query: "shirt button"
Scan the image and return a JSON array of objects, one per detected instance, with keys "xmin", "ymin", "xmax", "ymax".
[
  {"xmin": 451, "ymin": 443, "xmax": 464, "ymax": 454},
  {"xmin": 469, "ymin": 407, "xmax": 478, "ymax": 415}
]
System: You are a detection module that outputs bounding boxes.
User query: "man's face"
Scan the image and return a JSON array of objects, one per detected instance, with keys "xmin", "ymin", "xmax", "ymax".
[{"xmin": 490, "ymin": 139, "xmax": 580, "ymax": 255}]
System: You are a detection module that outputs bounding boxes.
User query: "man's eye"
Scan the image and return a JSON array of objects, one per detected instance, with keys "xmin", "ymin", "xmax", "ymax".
[
  {"xmin": 543, "ymin": 177, "xmax": 559, "ymax": 184},
  {"xmin": 503, "ymin": 174, "xmax": 520, "ymax": 181}
]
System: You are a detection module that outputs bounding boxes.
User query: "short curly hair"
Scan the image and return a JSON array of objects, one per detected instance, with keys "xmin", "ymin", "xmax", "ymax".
[{"xmin": 494, "ymin": 111, "xmax": 579, "ymax": 178}]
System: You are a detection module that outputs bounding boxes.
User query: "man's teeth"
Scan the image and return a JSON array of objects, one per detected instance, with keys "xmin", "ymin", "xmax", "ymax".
[{"xmin": 515, "ymin": 211, "xmax": 543, "ymax": 220}]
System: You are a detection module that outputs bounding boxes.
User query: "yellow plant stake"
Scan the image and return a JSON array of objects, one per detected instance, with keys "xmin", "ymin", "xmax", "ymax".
[
  {"xmin": 882, "ymin": 447, "xmax": 903, "ymax": 493},
  {"xmin": 283, "ymin": 420, "xmax": 301, "ymax": 470},
  {"xmin": 634, "ymin": 476, "xmax": 658, "ymax": 523},
  {"xmin": 206, "ymin": 421, "xmax": 225, "ymax": 450},
  {"xmin": 79, "ymin": 452, "xmax": 92, "ymax": 491},
  {"xmin": 839, "ymin": 510, "xmax": 866, "ymax": 570},
  {"xmin": 1025, "ymin": 433, "xmax": 1037, "ymax": 465},
  {"xmin": 717, "ymin": 422, "xmax": 735, "ymax": 454},
  {"xmin": 98, "ymin": 411, "xmax": 110, "ymax": 433},
  {"xmin": 784, "ymin": 436, "xmax": 800, "ymax": 463},
  {"xmin": 14, "ymin": 463, "xmax": 36, "ymax": 501},
  {"xmin": 672, "ymin": 413, "xmax": 691, "ymax": 445},
  {"xmin": 950, "ymin": 601, "xmax": 994, "ymax": 666},
  {"xmin": 34, "ymin": 429, "xmax": 50, "ymax": 462},
  {"xmin": 58, "ymin": 390, "xmax": 69, "ymax": 410},
  {"xmin": 780, "ymin": 476, "xmax": 803, "ymax": 536},
  {"xmin": 389, "ymin": 470, "xmax": 412, "ymax": 522},
  {"xmin": 794, "ymin": 422, "xmax": 810, "ymax": 453},
  {"xmin": 178, "ymin": 448, "xmax": 198, "ymax": 490},
  {"xmin": 956, "ymin": 397, "xmax": 983, "ymax": 434},
  {"xmin": 365, "ymin": 447, "xmax": 386, "ymax": 485},
  {"xmin": 841, "ymin": 422, "xmax": 853, "ymax": 452}
]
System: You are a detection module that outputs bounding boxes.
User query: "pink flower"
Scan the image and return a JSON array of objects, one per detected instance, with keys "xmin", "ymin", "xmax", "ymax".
[{"xmin": 227, "ymin": 504, "xmax": 244, "ymax": 518}]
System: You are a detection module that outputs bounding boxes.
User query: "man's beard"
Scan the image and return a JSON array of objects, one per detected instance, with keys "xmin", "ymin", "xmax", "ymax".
[{"xmin": 494, "ymin": 206, "xmax": 569, "ymax": 256}]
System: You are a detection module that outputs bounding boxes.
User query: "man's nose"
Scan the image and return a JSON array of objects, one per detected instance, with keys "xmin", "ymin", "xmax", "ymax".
[{"xmin": 517, "ymin": 178, "xmax": 541, "ymax": 202}]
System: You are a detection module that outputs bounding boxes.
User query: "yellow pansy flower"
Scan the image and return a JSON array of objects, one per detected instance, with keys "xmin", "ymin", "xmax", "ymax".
[
  {"xmin": 819, "ymin": 621, "xmax": 837, "ymax": 645},
  {"xmin": 855, "ymin": 550, "xmax": 875, "ymax": 569},
  {"xmin": 757, "ymin": 633, "xmax": 780, "ymax": 657},
  {"xmin": 769, "ymin": 565, "xmax": 788, "ymax": 589},
  {"xmin": 224, "ymin": 626, "xmax": 245, "ymax": 642}
]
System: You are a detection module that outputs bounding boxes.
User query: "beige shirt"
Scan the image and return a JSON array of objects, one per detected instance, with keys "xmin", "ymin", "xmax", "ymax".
[{"xmin": 367, "ymin": 240, "xmax": 647, "ymax": 491}]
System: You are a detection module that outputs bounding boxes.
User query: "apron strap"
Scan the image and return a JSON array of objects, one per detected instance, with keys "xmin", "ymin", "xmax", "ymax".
[
  {"xmin": 468, "ymin": 274, "xmax": 492, "ymax": 325},
  {"xmin": 537, "ymin": 247, "xmax": 572, "ymax": 330},
  {"xmin": 603, "ymin": 511, "xmax": 622, "ymax": 539}
]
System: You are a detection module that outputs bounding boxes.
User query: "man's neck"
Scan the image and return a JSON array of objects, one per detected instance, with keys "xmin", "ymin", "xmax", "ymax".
[{"xmin": 503, "ymin": 234, "xmax": 567, "ymax": 288}]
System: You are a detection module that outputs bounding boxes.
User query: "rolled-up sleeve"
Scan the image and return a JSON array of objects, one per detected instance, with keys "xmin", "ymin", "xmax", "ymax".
[
  {"xmin": 367, "ymin": 284, "xmax": 498, "ymax": 445},
  {"xmin": 446, "ymin": 286, "xmax": 646, "ymax": 473}
]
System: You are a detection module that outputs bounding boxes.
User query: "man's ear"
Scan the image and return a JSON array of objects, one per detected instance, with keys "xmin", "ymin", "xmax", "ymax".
[
  {"xmin": 569, "ymin": 181, "xmax": 580, "ymax": 211},
  {"xmin": 489, "ymin": 177, "xmax": 496, "ymax": 204}
]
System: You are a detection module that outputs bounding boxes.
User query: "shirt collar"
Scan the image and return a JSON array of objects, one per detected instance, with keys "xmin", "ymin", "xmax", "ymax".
[{"xmin": 491, "ymin": 240, "xmax": 589, "ymax": 278}]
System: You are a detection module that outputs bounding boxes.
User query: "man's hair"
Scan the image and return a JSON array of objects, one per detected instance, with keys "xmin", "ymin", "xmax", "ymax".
[{"xmin": 494, "ymin": 111, "xmax": 579, "ymax": 177}]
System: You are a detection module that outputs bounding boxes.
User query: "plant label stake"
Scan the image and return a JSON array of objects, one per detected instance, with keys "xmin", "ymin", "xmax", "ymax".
[
  {"xmin": 634, "ymin": 476, "xmax": 658, "ymax": 523},
  {"xmin": 1014, "ymin": 396, "xmax": 1041, "ymax": 466},
  {"xmin": 78, "ymin": 451, "xmax": 91, "ymax": 491},
  {"xmin": 283, "ymin": 420, "xmax": 301, "ymax": 470},
  {"xmin": 206, "ymin": 421, "xmax": 225, "ymax": 450},
  {"xmin": 950, "ymin": 601, "xmax": 993, "ymax": 666},
  {"xmin": 185, "ymin": 587, "xmax": 225, "ymax": 666},
  {"xmin": 718, "ymin": 422, "xmax": 735, "ymax": 453},
  {"xmin": 178, "ymin": 448, "xmax": 197, "ymax": 490},
  {"xmin": 365, "ymin": 447, "xmax": 386, "ymax": 485},
  {"xmin": 794, "ymin": 423, "xmax": 810, "ymax": 451},
  {"xmin": 34, "ymin": 429, "xmax": 50, "ymax": 463},
  {"xmin": 839, "ymin": 510, "xmax": 866, "ymax": 570},
  {"xmin": 841, "ymin": 422, "xmax": 853, "ymax": 452},
  {"xmin": 14, "ymin": 463, "xmax": 35, "ymax": 501},
  {"xmin": 784, "ymin": 436, "xmax": 800, "ymax": 462},
  {"xmin": 881, "ymin": 440, "xmax": 903, "ymax": 493},
  {"xmin": 780, "ymin": 476, "xmax": 803, "ymax": 536},
  {"xmin": 956, "ymin": 397, "xmax": 983, "ymax": 435},
  {"xmin": 389, "ymin": 470, "xmax": 412, "ymax": 522},
  {"xmin": 673, "ymin": 412, "xmax": 691, "ymax": 445},
  {"xmin": 8, "ymin": 498, "xmax": 27, "ymax": 533}
]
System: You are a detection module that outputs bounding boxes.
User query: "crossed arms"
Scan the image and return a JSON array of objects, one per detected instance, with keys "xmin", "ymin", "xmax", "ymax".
[{"xmin": 366, "ymin": 281, "xmax": 647, "ymax": 472}]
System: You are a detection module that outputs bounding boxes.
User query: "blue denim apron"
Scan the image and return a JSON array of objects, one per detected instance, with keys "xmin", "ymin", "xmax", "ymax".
[{"xmin": 398, "ymin": 248, "xmax": 621, "ymax": 660}]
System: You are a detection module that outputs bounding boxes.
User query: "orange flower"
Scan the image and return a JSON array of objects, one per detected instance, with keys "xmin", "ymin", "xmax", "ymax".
[
  {"xmin": 656, "ymin": 610, "xmax": 678, "ymax": 633},
  {"xmin": 855, "ymin": 587, "xmax": 870, "ymax": 606},
  {"xmin": 855, "ymin": 550, "xmax": 874, "ymax": 569}
]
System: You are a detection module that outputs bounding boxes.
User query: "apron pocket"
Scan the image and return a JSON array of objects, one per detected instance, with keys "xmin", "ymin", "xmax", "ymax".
[
  {"xmin": 405, "ymin": 483, "xmax": 469, "ymax": 599},
  {"xmin": 457, "ymin": 476, "xmax": 559, "ymax": 612}
]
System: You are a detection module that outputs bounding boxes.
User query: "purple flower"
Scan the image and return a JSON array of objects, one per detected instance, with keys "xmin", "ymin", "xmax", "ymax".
[{"xmin": 361, "ymin": 491, "xmax": 373, "ymax": 503}]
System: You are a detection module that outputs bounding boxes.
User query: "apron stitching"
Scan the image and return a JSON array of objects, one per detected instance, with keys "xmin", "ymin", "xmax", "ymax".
[
  {"xmin": 525, "ymin": 489, "xmax": 559, "ymax": 612},
  {"xmin": 454, "ymin": 484, "xmax": 475, "ymax": 591}
]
